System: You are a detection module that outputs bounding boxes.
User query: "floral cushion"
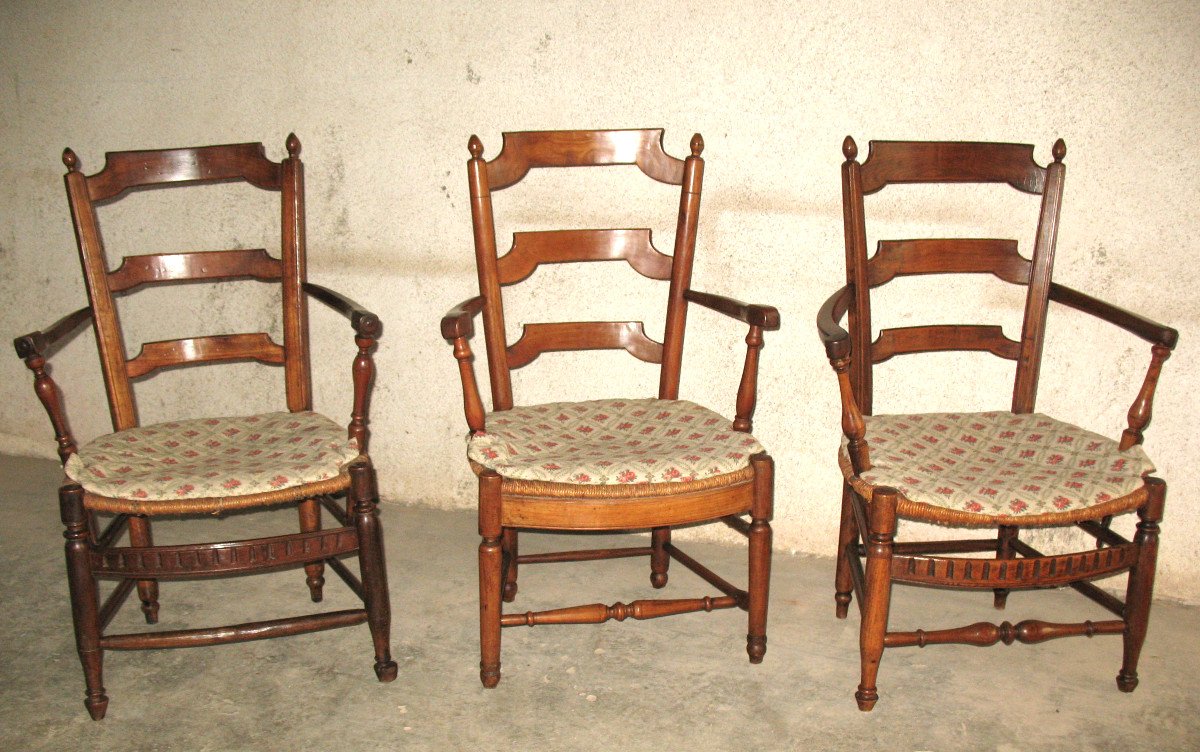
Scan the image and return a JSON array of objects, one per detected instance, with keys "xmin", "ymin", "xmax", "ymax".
[
  {"xmin": 66, "ymin": 411, "xmax": 360, "ymax": 501},
  {"xmin": 468, "ymin": 398, "xmax": 763, "ymax": 485},
  {"xmin": 840, "ymin": 411, "xmax": 1155, "ymax": 517}
]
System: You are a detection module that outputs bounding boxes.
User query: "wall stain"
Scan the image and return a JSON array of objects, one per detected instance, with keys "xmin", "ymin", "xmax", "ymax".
[{"xmin": 466, "ymin": 63, "xmax": 480, "ymax": 84}]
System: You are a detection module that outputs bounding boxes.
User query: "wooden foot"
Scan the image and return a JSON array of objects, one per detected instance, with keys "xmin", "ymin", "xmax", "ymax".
[
  {"xmin": 127, "ymin": 515, "xmax": 160, "ymax": 623},
  {"xmin": 834, "ymin": 481, "xmax": 857, "ymax": 619},
  {"xmin": 650, "ymin": 527, "xmax": 670, "ymax": 589},
  {"xmin": 299, "ymin": 498, "xmax": 325, "ymax": 602},
  {"xmin": 502, "ymin": 528, "xmax": 518, "ymax": 602}
]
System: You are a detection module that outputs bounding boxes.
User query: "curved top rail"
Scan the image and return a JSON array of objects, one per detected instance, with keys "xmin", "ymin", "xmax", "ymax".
[
  {"xmin": 483, "ymin": 129, "xmax": 687, "ymax": 190},
  {"xmin": 857, "ymin": 140, "xmax": 1053, "ymax": 196},
  {"xmin": 74, "ymin": 142, "xmax": 284, "ymax": 201}
]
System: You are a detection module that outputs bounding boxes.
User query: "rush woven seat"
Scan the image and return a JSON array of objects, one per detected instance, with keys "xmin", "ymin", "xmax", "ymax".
[
  {"xmin": 817, "ymin": 137, "xmax": 1177, "ymax": 711},
  {"xmin": 838, "ymin": 411, "xmax": 1155, "ymax": 527},
  {"xmin": 443, "ymin": 129, "xmax": 779, "ymax": 687},
  {"xmin": 14, "ymin": 136, "xmax": 396, "ymax": 720},
  {"xmin": 468, "ymin": 398, "xmax": 763, "ymax": 485},
  {"xmin": 67, "ymin": 411, "xmax": 361, "ymax": 512}
]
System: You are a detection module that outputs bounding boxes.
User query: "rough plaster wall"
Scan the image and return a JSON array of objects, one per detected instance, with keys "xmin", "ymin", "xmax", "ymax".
[{"xmin": 2, "ymin": 1, "xmax": 1198, "ymax": 600}]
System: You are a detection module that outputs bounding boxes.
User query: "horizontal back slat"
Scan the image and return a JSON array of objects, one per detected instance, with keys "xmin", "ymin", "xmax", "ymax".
[
  {"xmin": 126, "ymin": 332, "xmax": 285, "ymax": 379},
  {"xmin": 86, "ymin": 142, "xmax": 283, "ymax": 201},
  {"xmin": 860, "ymin": 141, "xmax": 1046, "ymax": 195},
  {"xmin": 868, "ymin": 239, "xmax": 1031, "ymax": 287},
  {"xmin": 506, "ymin": 321, "xmax": 663, "ymax": 369},
  {"xmin": 107, "ymin": 249, "xmax": 283, "ymax": 293},
  {"xmin": 485, "ymin": 129, "xmax": 685, "ymax": 190},
  {"xmin": 872, "ymin": 325, "xmax": 1021, "ymax": 364},
  {"xmin": 497, "ymin": 229, "xmax": 673, "ymax": 285}
]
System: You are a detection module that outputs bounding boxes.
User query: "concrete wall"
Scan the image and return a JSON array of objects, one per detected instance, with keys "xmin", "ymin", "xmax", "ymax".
[{"xmin": 3, "ymin": 1, "xmax": 1198, "ymax": 600}]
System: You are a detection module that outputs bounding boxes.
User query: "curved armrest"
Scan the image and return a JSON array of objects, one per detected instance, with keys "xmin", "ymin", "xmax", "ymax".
[
  {"xmin": 1049, "ymin": 283, "xmax": 1177, "ymax": 349},
  {"xmin": 441, "ymin": 296, "xmax": 487, "ymax": 434},
  {"xmin": 13, "ymin": 305, "xmax": 94, "ymax": 361},
  {"xmin": 302, "ymin": 282, "xmax": 381, "ymax": 451},
  {"xmin": 12, "ymin": 305, "xmax": 93, "ymax": 464},
  {"xmin": 817, "ymin": 286, "xmax": 853, "ymax": 360},
  {"xmin": 303, "ymin": 282, "xmax": 382, "ymax": 338},
  {"xmin": 684, "ymin": 289, "xmax": 780, "ymax": 330},
  {"xmin": 441, "ymin": 296, "xmax": 485, "ymax": 340}
]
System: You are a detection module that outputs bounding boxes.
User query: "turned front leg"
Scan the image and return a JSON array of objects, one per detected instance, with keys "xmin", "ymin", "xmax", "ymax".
[
  {"xmin": 746, "ymin": 453, "xmax": 773, "ymax": 663},
  {"xmin": 1118, "ymin": 477, "xmax": 1165, "ymax": 692},
  {"xmin": 61, "ymin": 484, "xmax": 108, "ymax": 720},
  {"xmin": 478, "ymin": 472, "xmax": 503, "ymax": 687},
  {"xmin": 856, "ymin": 487, "xmax": 897, "ymax": 712}
]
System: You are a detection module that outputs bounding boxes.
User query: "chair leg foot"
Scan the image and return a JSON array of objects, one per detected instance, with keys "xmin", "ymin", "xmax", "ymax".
[
  {"xmin": 854, "ymin": 687, "xmax": 878, "ymax": 712},
  {"xmin": 746, "ymin": 635, "xmax": 766, "ymax": 664},
  {"xmin": 480, "ymin": 663, "xmax": 501, "ymax": 688},
  {"xmin": 502, "ymin": 529, "xmax": 519, "ymax": 603},
  {"xmin": 992, "ymin": 589, "xmax": 1009, "ymax": 609},
  {"xmin": 1116, "ymin": 671, "xmax": 1139, "ymax": 693},
  {"xmin": 834, "ymin": 591, "xmax": 851, "ymax": 619},
  {"xmin": 650, "ymin": 527, "xmax": 670, "ymax": 589},
  {"xmin": 84, "ymin": 691, "xmax": 109, "ymax": 721},
  {"xmin": 139, "ymin": 598, "xmax": 160, "ymax": 624},
  {"xmin": 306, "ymin": 573, "xmax": 326, "ymax": 603},
  {"xmin": 375, "ymin": 659, "xmax": 399, "ymax": 683}
]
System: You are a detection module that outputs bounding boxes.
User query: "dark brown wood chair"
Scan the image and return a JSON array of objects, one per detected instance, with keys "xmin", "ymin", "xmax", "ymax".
[
  {"xmin": 14, "ymin": 135, "xmax": 397, "ymax": 720},
  {"xmin": 442, "ymin": 129, "xmax": 779, "ymax": 686},
  {"xmin": 819, "ymin": 137, "xmax": 1178, "ymax": 710}
]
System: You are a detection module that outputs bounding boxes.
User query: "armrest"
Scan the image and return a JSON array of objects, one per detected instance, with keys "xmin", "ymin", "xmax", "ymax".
[
  {"xmin": 303, "ymin": 282, "xmax": 382, "ymax": 338},
  {"xmin": 13, "ymin": 305, "xmax": 93, "ymax": 361},
  {"xmin": 817, "ymin": 286, "xmax": 852, "ymax": 360},
  {"xmin": 441, "ymin": 296, "xmax": 485, "ymax": 340},
  {"xmin": 12, "ymin": 305, "xmax": 92, "ymax": 464},
  {"xmin": 684, "ymin": 289, "xmax": 780, "ymax": 330},
  {"xmin": 1049, "ymin": 283, "xmax": 1177, "ymax": 349}
]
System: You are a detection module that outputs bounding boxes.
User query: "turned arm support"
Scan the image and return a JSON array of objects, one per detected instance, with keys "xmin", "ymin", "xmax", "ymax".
[
  {"xmin": 303, "ymin": 282, "xmax": 383, "ymax": 452},
  {"xmin": 815, "ymin": 286, "xmax": 869, "ymax": 471},
  {"xmin": 12, "ymin": 305, "xmax": 94, "ymax": 464},
  {"xmin": 684, "ymin": 289, "xmax": 781, "ymax": 433},
  {"xmin": 441, "ymin": 296, "xmax": 487, "ymax": 434},
  {"xmin": 1047, "ymin": 284, "xmax": 1178, "ymax": 450}
]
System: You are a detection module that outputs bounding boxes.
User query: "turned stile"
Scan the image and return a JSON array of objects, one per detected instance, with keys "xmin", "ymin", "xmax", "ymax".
[
  {"xmin": 1120, "ymin": 345, "xmax": 1171, "ymax": 450},
  {"xmin": 733, "ymin": 325, "xmax": 764, "ymax": 432},
  {"xmin": 658, "ymin": 134, "xmax": 704, "ymax": 400},
  {"xmin": 350, "ymin": 462, "xmax": 397, "ymax": 682},
  {"xmin": 478, "ymin": 471, "xmax": 503, "ymax": 688},
  {"xmin": 61, "ymin": 484, "xmax": 108, "ymax": 720},
  {"xmin": 856, "ymin": 486, "xmax": 897, "ymax": 712},
  {"xmin": 1118, "ymin": 477, "xmax": 1165, "ymax": 691}
]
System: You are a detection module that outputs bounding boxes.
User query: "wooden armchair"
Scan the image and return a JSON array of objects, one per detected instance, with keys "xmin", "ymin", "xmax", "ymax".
[
  {"xmin": 818, "ymin": 137, "xmax": 1178, "ymax": 710},
  {"xmin": 442, "ymin": 129, "xmax": 780, "ymax": 686},
  {"xmin": 14, "ymin": 136, "xmax": 396, "ymax": 719}
]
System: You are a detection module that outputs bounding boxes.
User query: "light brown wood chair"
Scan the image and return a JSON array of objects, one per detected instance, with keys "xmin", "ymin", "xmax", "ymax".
[
  {"xmin": 14, "ymin": 135, "xmax": 397, "ymax": 719},
  {"xmin": 442, "ymin": 129, "xmax": 779, "ymax": 686},
  {"xmin": 818, "ymin": 137, "xmax": 1178, "ymax": 710}
]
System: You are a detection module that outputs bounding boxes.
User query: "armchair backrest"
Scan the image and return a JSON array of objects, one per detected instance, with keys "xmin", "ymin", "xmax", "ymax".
[
  {"xmin": 840, "ymin": 137, "xmax": 1067, "ymax": 415},
  {"xmin": 465, "ymin": 129, "xmax": 704, "ymax": 411},
  {"xmin": 62, "ymin": 136, "xmax": 311, "ymax": 431}
]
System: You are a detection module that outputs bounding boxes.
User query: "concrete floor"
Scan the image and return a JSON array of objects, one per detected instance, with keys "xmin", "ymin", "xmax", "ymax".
[{"xmin": 1, "ymin": 454, "xmax": 1197, "ymax": 751}]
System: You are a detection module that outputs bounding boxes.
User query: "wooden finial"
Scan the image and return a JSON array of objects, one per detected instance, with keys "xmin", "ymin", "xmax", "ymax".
[
  {"xmin": 1052, "ymin": 138, "xmax": 1066, "ymax": 162},
  {"xmin": 286, "ymin": 133, "xmax": 301, "ymax": 157},
  {"xmin": 690, "ymin": 133, "xmax": 704, "ymax": 157},
  {"xmin": 62, "ymin": 148, "xmax": 79, "ymax": 171},
  {"xmin": 468, "ymin": 135, "xmax": 483, "ymax": 158},
  {"xmin": 842, "ymin": 136, "xmax": 858, "ymax": 161}
]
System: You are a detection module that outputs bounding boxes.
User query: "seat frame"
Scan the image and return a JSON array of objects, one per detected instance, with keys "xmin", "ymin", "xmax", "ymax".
[
  {"xmin": 14, "ymin": 136, "xmax": 396, "ymax": 720},
  {"xmin": 443, "ymin": 129, "xmax": 780, "ymax": 686},
  {"xmin": 818, "ymin": 136, "xmax": 1178, "ymax": 710}
]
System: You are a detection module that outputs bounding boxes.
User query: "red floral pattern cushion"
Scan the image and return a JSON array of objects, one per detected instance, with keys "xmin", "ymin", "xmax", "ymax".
[
  {"xmin": 468, "ymin": 398, "xmax": 763, "ymax": 485},
  {"xmin": 840, "ymin": 411, "xmax": 1155, "ymax": 517},
  {"xmin": 65, "ymin": 411, "xmax": 360, "ymax": 500}
]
